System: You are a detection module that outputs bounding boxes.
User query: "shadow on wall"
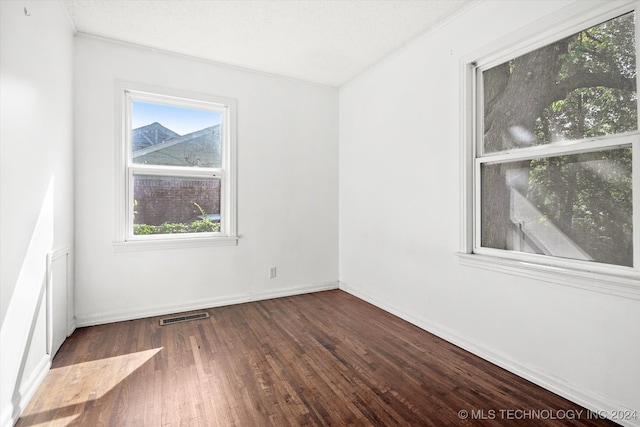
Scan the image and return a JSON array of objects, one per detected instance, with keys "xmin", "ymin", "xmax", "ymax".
[{"xmin": 0, "ymin": 177, "xmax": 54, "ymax": 425}]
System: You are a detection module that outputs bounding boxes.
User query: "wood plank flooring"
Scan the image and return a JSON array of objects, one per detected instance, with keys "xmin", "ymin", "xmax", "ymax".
[{"xmin": 18, "ymin": 290, "xmax": 618, "ymax": 426}]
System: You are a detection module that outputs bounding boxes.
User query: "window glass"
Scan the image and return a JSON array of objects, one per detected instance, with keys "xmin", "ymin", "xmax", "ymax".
[
  {"xmin": 482, "ymin": 12, "xmax": 636, "ymax": 154},
  {"xmin": 132, "ymin": 175, "xmax": 222, "ymax": 236},
  {"xmin": 131, "ymin": 101, "xmax": 222, "ymax": 168},
  {"xmin": 476, "ymin": 11, "xmax": 636, "ymax": 270},
  {"xmin": 122, "ymin": 90, "xmax": 233, "ymax": 242},
  {"xmin": 481, "ymin": 147, "xmax": 632, "ymax": 267}
]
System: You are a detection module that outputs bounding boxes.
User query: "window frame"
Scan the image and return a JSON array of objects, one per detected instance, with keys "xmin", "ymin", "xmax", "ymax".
[
  {"xmin": 459, "ymin": 0, "xmax": 640, "ymax": 299},
  {"xmin": 114, "ymin": 82, "xmax": 238, "ymax": 250}
]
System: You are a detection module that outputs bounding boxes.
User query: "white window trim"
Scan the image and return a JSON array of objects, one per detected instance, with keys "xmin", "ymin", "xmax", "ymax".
[
  {"xmin": 113, "ymin": 81, "xmax": 238, "ymax": 251},
  {"xmin": 459, "ymin": 0, "xmax": 640, "ymax": 300}
]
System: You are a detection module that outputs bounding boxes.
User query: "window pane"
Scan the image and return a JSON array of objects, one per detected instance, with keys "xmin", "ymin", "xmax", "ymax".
[
  {"xmin": 481, "ymin": 147, "xmax": 632, "ymax": 267},
  {"xmin": 483, "ymin": 12, "xmax": 636, "ymax": 154},
  {"xmin": 133, "ymin": 175, "xmax": 221, "ymax": 235},
  {"xmin": 131, "ymin": 101, "xmax": 222, "ymax": 167}
]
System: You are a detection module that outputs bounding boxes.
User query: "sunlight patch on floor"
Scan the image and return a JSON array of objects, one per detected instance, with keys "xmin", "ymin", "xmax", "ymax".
[{"xmin": 19, "ymin": 347, "xmax": 162, "ymax": 425}]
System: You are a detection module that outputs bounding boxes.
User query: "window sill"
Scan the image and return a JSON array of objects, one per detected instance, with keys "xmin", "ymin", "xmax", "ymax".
[
  {"xmin": 457, "ymin": 253, "xmax": 640, "ymax": 301},
  {"xmin": 113, "ymin": 236, "xmax": 238, "ymax": 252}
]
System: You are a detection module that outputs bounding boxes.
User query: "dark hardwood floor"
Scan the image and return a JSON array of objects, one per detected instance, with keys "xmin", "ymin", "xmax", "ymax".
[{"xmin": 18, "ymin": 290, "xmax": 617, "ymax": 426}]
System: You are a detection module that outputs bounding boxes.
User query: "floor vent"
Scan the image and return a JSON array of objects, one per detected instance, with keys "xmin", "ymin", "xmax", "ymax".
[{"xmin": 160, "ymin": 312, "xmax": 209, "ymax": 326}]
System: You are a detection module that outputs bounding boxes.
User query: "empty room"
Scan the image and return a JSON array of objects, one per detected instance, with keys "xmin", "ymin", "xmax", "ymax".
[{"xmin": 1, "ymin": 0, "xmax": 639, "ymax": 426}]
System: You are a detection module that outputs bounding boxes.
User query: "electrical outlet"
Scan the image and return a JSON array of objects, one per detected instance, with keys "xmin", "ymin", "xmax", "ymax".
[{"xmin": 269, "ymin": 266, "xmax": 277, "ymax": 279}]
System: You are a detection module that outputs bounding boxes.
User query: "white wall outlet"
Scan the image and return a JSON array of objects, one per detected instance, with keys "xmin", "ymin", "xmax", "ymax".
[{"xmin": 269, "ymin": 266, "xmax": 277, "ymax": 278}]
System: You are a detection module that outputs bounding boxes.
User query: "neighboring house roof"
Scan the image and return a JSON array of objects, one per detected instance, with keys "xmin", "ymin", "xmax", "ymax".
[
  {"xmin": 132, "ymin": 122, "xmax": 180, "ymax": 150},
  {"xmin": 133, "ymin": 124, "xmax": 221, "ymax": 168}
]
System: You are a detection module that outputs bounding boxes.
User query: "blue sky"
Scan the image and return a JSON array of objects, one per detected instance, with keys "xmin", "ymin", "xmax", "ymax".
[{"xmin": 132, "ymin": 101, "xmax": 222, "ymax": 135}]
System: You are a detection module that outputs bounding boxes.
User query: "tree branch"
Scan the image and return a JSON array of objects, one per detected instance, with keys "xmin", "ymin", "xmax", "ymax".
[{"xmin": 544, "ymin": 72, "xmax": 636, "ymax": 105}]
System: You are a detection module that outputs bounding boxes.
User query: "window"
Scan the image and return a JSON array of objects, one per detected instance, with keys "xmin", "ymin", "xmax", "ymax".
[
  {"xmin": 116, "ymin": 84, "xmax": 237, "ymax": 248},
  {"xmin": 462, "ymin": 3, "xmax": 640, "ymax": 295}
]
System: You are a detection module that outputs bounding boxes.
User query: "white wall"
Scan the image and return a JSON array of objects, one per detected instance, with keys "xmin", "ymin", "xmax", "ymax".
[
  {"xmin": 339, "ymin": 0, "xmax": 640, "ymax": 424},
  {"xmin": 0, "ymin": 1, "xmax": 74, "ymax": 426},
  {"xmin": 74, "ymin": 36, "xmax": 339, "ymax": 326},
  {"xmin": 4, "ymin": 0, "xmax": 637, "ymax": 424}
]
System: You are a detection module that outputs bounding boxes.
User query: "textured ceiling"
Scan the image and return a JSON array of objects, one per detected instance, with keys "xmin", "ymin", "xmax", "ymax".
[{"xmin": 61, "ymin": 0, "xmax": 472, "ymax": 87}]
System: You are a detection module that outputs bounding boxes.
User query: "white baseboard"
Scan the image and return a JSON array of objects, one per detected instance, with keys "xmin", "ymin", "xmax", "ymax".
[
  {"xmin": 76, "ymin": 281, "xmax": 339, "ymax": 327},
  {"xmin": 1, "ymin": 355, "xmax": 51, "ymax": 427},
  {"xmin": 67, "ymin": 320, "xmax": 76, "ymax": 337},
  {"xmin": 339, "ymin": 281, "xmax": 639, "ymax": 427}
]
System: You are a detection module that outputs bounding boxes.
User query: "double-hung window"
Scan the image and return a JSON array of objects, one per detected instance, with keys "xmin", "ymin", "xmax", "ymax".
[
  {"xmin": 462, "ymin": 2, "xmax": 640, "ymax": 295},
  {"xmin": 116, "ymin": 84, "xmax": 237, "ymax": 248}
]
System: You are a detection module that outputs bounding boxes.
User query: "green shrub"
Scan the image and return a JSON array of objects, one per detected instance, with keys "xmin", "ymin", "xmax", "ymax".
[
  {"xmin": 190, "ymin": 219, "xmax": 221, "ymax": 232},
  {"xmin": 159, "ymin": 222, "xmax": 192, "ymax": 234},
  {"xmin": 133, "ymin": 224, "xmax": 157, "ymax": 235},
  {"xmin": 133, "ymin": 202, "xmax": 220, "ymax": 235},
  {"xmin": 133, "ymin": 219, "xmax": 220, "ymax": 235}
]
